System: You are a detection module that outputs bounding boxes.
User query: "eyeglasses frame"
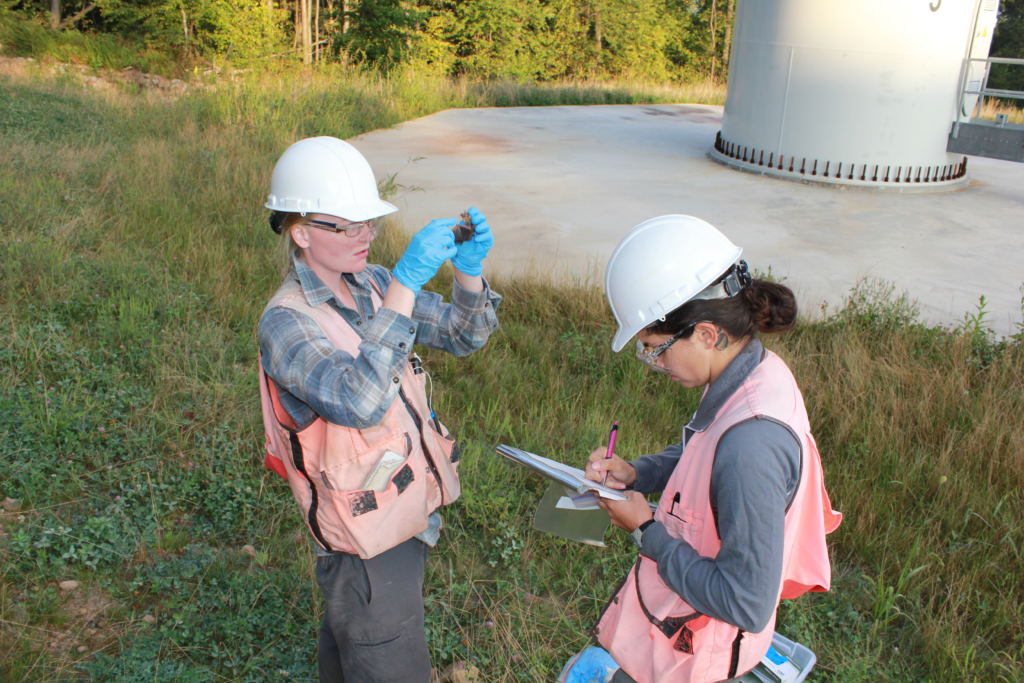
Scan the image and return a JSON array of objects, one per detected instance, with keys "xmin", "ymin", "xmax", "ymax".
[
  {"xmin": 634, "ymin": 320, "xmax": 705, "ymax": 372},
  {"xmin": 305, "ymin": 218, "xmax": 377, "ymax": 239}
]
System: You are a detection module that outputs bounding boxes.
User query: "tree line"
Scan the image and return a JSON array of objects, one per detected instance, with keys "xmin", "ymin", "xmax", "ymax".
[
  {"xmin": 7, "ymin": 0, "xmax": 737, "ymax": 81},
  {"xmin": 992, "ymin": 0, "xmax": 1024, "ymax": 91},
  {"xmin": 4, "ymin": 0, "xmax": 1022, "ymax": 88}
]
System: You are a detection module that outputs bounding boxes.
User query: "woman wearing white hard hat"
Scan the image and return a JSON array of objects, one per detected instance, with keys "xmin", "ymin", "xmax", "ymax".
[
  {"xmin": 257, "ymin": 136, "xmax": 500, "ymax": 681},
  {"xmin": 561, "ymin": 215, "xmax": 841, "ymax": 683}
]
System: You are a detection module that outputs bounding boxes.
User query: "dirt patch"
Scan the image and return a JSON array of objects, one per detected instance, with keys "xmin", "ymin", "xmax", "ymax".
[
  {"xmin": 419, "ymin": 128, "xmax": 516, "ymax": 157},
  {"xmin": 0, "ymin": 55, "xmax": 189, "ymax": 96},
  {"xmin": 46, "ymin": 584, "xmax": 120, "ymax": 656}
]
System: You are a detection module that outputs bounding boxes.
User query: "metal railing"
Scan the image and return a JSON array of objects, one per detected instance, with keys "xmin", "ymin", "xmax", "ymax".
[
  {"xmin": 954, "ymin": 56, "xmax": 1024, "ymax": 131},
  {"xmin": 948, "ymin": 55, "xmax": 1024, "ymax": 162}
]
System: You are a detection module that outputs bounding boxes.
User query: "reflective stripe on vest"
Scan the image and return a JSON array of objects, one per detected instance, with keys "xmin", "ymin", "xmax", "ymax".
[{"xmin": 595, "ymin": 351, "xmax": 841, "ymax": 683}]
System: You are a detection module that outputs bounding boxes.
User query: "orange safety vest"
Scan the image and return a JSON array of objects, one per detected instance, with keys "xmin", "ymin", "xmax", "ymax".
[
  {"xmin": 594, "ymin": 351, "xmax": 841, "ymax": 683},
  {"xmin": 257, "ymin": 276, "xmax": 461, "ymax": 559}
]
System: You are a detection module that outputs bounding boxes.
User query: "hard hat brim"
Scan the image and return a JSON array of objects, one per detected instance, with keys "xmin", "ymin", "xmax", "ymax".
[
  {"xmin": 339, "ymin": 198, "xmax": 399, "ymax": 222},
  {"xmin": 263, "ymin": 197, "xmax": 399, "ymax": 222},
  {"xmin": 611, "ymin": 328, "xmax": 635, "ymax": 353}
]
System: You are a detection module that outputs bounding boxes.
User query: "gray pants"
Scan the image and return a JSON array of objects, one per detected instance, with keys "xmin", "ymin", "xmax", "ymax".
[{"xmin": 316, "ymin": 538, "xmax": 431, "ymax": 682}]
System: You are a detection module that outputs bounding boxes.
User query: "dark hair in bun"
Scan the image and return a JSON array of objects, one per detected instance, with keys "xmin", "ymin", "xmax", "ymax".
[{"xmin": 647, "ymin": 271, "xmax": 797, "ymax": 340}]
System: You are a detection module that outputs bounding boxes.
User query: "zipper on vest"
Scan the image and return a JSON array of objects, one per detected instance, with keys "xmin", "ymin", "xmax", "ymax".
[
  {"xmin": 288, "ymin": 430, "xmax": 333, "ymax": 552},
  {"xmin": 397, "ymin": 388, "xmax": 445, "ymax": 504},
  {"xmin": 728, "ymin": 629, "xmax": 744, "ymax": 678},
  {"xmin": 263, "ymin": 371, "xmax": 333, "ymax": 552}
]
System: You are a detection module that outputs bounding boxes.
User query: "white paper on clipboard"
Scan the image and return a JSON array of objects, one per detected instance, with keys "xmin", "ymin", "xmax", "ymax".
[{"xmin": 494, "ymin": 444, "xmax": 628, "ymax": 501}]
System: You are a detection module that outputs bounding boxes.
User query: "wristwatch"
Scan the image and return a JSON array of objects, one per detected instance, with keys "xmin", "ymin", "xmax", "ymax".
[{"xmin": 631, "ymin": 519, "xmax": 655, "ymax": 548}]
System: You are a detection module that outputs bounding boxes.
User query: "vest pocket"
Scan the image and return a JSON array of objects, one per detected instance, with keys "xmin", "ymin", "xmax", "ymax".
[
  {"xmin": 632, "ymin": 560, "xmax": 712, "ymax": 655},
  {"xmin": 320, "ymin": 431, "xmax": 412, "ymax": 492},
  {"xmin": 317, "ymin": 431, "xmax": 431, "ymax": 559},
  {"xmin": 669, "ymin": 613, "xmax": 711, "ymax": 653},
  {"xmin": 660, "ymin": 506, "xmax": 705, "ymax": 546}
]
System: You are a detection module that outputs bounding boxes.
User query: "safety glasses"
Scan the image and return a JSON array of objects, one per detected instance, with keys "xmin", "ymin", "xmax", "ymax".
[
  {"xmin": 305, "ymin": 218, "xmax": 377, "ymax": 239},
  {"xmin": 634, "ymin": 321, "xmax": 701, "ymax": 374}
]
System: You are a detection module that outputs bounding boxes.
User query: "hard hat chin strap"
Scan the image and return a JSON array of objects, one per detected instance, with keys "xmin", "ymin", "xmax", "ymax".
[{"xmin": 691, "ymin": 260, "xmax": 752, "ymax": 302}]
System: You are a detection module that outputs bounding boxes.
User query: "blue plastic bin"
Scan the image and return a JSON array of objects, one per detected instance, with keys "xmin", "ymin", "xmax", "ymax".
[{"xmin": 738, "ymin": 632, "xmax": 817, "ymax": 683}]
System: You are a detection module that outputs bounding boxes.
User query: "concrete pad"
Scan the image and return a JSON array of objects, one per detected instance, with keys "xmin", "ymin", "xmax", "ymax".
[{"xmin": 353, "ymin": 104, "xmax": 1024, "ymax": 336}]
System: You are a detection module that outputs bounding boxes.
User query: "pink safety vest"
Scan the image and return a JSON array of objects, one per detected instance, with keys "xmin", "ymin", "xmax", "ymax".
[
  {"xmin": 258, "ymin": 276, "xmax": 461, "ymax": 559},
  {"xmin": 595, "ymin": 351, "xmax": 842, "ymax": 683}
]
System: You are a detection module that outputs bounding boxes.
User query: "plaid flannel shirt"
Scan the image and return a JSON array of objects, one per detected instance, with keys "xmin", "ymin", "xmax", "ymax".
[{"xmin": 258, "ymin": 251, "xmax": 501, "ymax": 430}]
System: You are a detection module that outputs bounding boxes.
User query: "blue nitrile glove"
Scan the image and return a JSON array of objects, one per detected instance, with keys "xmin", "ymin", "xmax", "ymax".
[
  {"xmin": 564, "ymin": 646, "xmax": 619, "ymax": 683},
  {"xmin": 393, "ymin": 218, "xmax": 458, "ymax": 293},
  {"xmin": 451, "ymin": 206, "xmax": 494, "ymax": 277}
]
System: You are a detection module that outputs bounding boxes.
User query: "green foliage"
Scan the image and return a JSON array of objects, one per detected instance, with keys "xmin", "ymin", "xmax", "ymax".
[
  {"xmin": 587, "ymin": 0, "xmax": 682, "ymax": 81},
  {"xmin": 1, "ymin": 68, "xmax": 1022, "ymax": 681},
  {"xmin": 991, "ymin": 0, "xmax": 1024, "ymax": 92},
  {"xmin": 414, "ymin": 0, "xmax": 707, "ymax": 82},
  {"xmin": 1, "ymin": 1, "xmax": 740, "ymax": 81},
  {"xmin": 0, "ymin": 80, "xmax": 109, "ymax": 144},
  {"xmin": 336, "ymin": 0, "xmax": 425, "ymax": 72},
  {"xmin": 442, "ymin": 0, "xmax": 557, "ymax": 80},
  {"xmin": 0, "ymin": 13, "xmax": 176, "ymax": 73},
  {"xmin": 824, "ymin": 277, "xmax": 923, "ymax": 333},
  {"xmin": 954, "ymin": 296, "xmax": 1005, "ymax": 368},
  {"xmin": 3, "ymin": 0, "xmax": 1024, "ymax": 88},
  {"xmin": 670, "ymin": 0, "xmax": 736, "ymax": 81},
  {"xmin": 200, "ymin": 0, "xmax": 289, "ymax": 64},
  {"xmin": 83, "ymin": 545, "xmax": 314, "ymax": 680},
  {"xmin": 95, "ymin": 0, "xmax": 287, "ymax": 62}
]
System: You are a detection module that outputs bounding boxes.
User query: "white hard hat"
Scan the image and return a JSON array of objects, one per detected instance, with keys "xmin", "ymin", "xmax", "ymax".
[
  {"xmin": 604, "ymin": 215, "xmax": 744, "ymax": 352},
  {"xmin": 265, "ymin": 136, "xmax": 398, "ymax": 222}
]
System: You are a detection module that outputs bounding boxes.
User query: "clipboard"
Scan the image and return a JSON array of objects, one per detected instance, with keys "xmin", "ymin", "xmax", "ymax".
[
  {"xmin": 494, "ymin": 444, "xmax": 628, "ymax": 501},
  {"xmin": 495, "ymin": 444, "xmax": 627, "ymax": 546}
]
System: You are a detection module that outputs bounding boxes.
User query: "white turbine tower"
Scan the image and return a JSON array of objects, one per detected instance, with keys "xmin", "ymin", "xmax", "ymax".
[{"xmin": 710, "ymin": 0, "xmax": 1003, "ymax": 191}]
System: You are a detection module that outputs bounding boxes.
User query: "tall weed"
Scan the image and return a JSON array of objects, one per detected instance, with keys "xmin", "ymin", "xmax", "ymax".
[{"xmin": 0, "ymin": 15, "xmax": 176, "ymax": 76}]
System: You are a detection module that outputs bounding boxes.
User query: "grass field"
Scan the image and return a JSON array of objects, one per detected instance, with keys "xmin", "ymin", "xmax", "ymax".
[{"xmin": 1, "ymin": 64, "xmax": 1022, "ymax": 682}]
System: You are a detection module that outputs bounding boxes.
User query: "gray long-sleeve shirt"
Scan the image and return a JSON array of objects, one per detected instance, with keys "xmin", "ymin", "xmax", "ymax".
[{"xmin": 630, "ymin": 338, "xmax": 802, "ymax": 633}]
